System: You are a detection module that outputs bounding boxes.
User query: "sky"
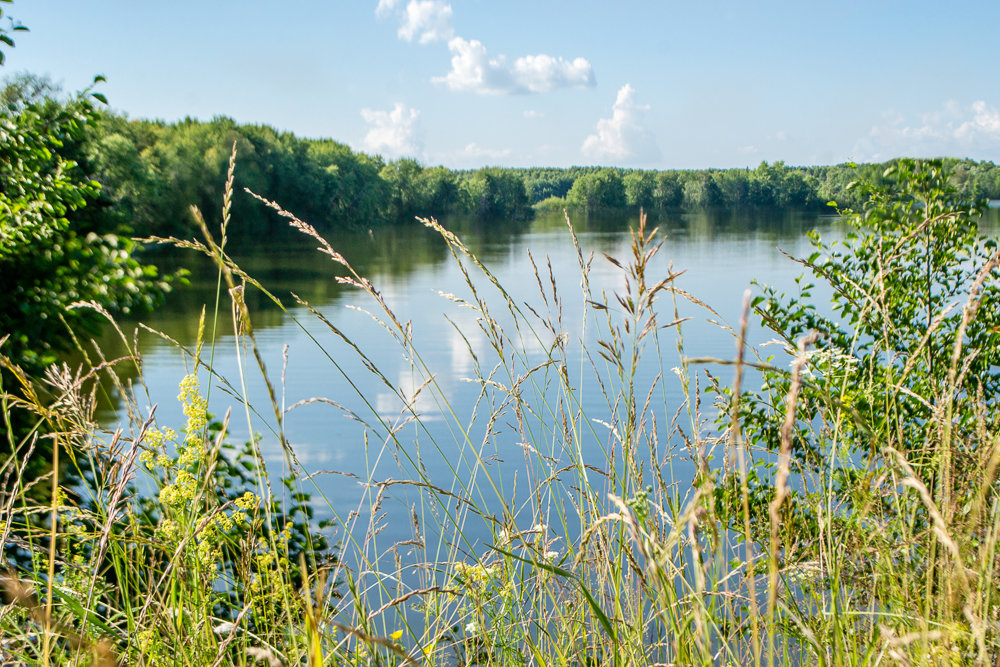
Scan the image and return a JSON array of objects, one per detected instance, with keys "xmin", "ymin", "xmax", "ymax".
[{"xmin": 6, "ymin": 0, "xmax": 1000, "ymax": 169}]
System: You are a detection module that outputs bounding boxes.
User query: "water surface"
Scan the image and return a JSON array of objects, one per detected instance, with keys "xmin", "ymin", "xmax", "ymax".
[{"xmin": 96, "ymin": 206, "xmax": 998, "ymax": 561}]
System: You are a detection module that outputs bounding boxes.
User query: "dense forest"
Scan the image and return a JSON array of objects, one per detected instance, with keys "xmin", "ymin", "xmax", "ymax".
[{"xmin": 9, "ymin": 74, "xmax": 1000, "ymax": 245}]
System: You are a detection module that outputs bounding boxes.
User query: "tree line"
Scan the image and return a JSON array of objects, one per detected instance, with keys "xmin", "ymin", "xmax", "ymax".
[
  {"xmin": 10, "ymin": 75, "xmax": 1000, "ymax": 245},
  {"xmin": 5, "ymin": 71, "xmax": 1000, "ymax": 381},
  {"xmin": 526, "ymin": 160, "xmax": 1000, "ymax": 213}
]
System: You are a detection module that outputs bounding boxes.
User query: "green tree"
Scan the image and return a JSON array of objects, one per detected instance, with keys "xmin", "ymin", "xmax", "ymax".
[
  {"xmin": 567, "ymin": 168, "xmax": 626, "ymax": 210},
  {"xmin": 0, "ymin": 78, "xmax": 167, "ymax": 377},
  {"xmin": 715, "ymin": 169, "xmax": 751, "ymax": 208},
  {"xmin": 732, "ymin": 160, "xmax": 999, "ymax": 546},
  {"xmin": 623, "ymin": 171, "xmax": 656, "ymax": 210},
  {"xmin": 416, "ymin": 165, "xmax": 462, "ymax": 217},
  {"xmin": 379, "ymin": 158, "xmax": 426, "ymax": 221},
  {"xmin": 654, "ymin": 171, "xmax": 684, "ymax": 209},
  {"xmin": 462, "ymin": 168, "xmax": 530, "ymax": 220},
  {"xmin": 682, "ymin": 171, "xmax": 723, "ymax": 208}
]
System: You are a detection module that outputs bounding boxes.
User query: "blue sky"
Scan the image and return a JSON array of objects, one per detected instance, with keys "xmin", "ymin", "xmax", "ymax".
[{"xmin": 6, "ymin": 1, "xmax": 1000, "ymax": 169}]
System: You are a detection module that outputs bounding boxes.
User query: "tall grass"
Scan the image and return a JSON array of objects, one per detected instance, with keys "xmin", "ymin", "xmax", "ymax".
[{"xmin": 1, "ymin": 154, "xmax": 999, "ymax": 665}]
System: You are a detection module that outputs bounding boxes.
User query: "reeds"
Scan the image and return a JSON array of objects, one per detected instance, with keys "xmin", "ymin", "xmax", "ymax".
[{"xmin": 1, "ymin": 154, "xmax": 998, "ymax": 665}]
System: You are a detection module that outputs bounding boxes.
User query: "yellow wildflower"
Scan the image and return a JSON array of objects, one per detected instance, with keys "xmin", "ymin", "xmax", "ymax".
[{"xmin": 235, "ymin": 491, "xmax": 258, "ymax": 510}]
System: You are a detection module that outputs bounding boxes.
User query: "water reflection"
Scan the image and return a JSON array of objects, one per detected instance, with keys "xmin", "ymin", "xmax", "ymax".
[{"xmin": 82, "ymin": 206, "xmax": 1000, "ymax": 550}]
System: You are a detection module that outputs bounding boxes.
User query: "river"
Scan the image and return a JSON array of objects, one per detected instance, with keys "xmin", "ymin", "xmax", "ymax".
[{"xmin": 92, "ymin": 205, "xmax": 997, "ymax": 570}]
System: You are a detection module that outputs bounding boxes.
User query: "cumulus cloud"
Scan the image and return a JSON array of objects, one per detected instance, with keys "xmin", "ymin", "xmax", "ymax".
[
  {"xmin": 461, "ymin": 142, "xmax": 512, "ymax": 160},
  {"xmin": 376, "ymin": 0, "xmax": 594, "ymax": 96},
  {"xmin": 511, "ymin": 53, "xmax": 595, "ymax": 93},
  {"xmin": 523, "ymin": 109, "xmax": 544, "ymax": 119},
  {"xmin": 956, "ymin": 100, "xmax": 1000, "ymax": 142},
  {"xmin": 855, "ymin": 100, "xmax": 1000, "ymax": 161},
  {"xmin": 435, "ymin": 37, "xmax": 594, "ymax": 95},
  {"xmin": 360, "ymin": 103, "xmax": 422, "ymax": 158},
  {"xmin": 582, "ymin": 84, "xmax": 660, "ymax": 164},
  {"xmin": 397, "ymin": 0, "xmax": 454, "ymax": 44}
]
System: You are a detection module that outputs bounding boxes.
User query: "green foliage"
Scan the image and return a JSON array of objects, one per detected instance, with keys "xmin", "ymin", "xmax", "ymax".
[
  {"xmin": 0, "ymin": 0, "xmax": 28, "ymax": 66},
  {"xmin": 532, "ymin": 195, "xmax": 568, "ymax": 211},
  {"xmin": 461, "ymin": 167, "xmax": 530, "ymax": 220},
  {"xmin": 1, "ymin": 361, "xmax": 336, "ymax": 665},
  {"xmin": 682, "ymin": 170, "xmax": 724, "ymax": 208},
  {"xmin": 653, "ymin": 171, "xmax": 684, "ymax": 208},
  {"xmin": 747, "ymin": 159, "xmax": 996, "ymax": 470},
  {"xmin": 623, "ymin": 170, "xmax": 656, "ymax": 209},
  {"xmin": 380, "ymin": 158, "xmax": 462, "ymax": 221},
  {"xmin": 724, "ymin": 161, "xmax": 1000, "ymax": 647},
  {"xmin": 566, "ymin": 168, "xmax": 626, "ymax": 210},
  {"xmin": 520, "ymin": 168, "xmax": 576, "ymax": 203},
  {"xmin": 0, "ymin": 76, "xmax": 167, "ymax": 377}
]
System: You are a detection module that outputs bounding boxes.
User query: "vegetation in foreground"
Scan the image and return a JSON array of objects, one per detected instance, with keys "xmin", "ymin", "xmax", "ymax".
[{"xmin": 1, "ymin": 156, "xmax": 999, "ymax": 666}]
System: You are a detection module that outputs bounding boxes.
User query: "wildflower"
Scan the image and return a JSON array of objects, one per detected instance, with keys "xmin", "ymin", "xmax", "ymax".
[
  {"xmin": 178, "ymin": 373, "xmax": 209, "ymax": 434},
  {"xmin": 136, "ymin": 628, "xmax": 155, "ymax": 650},
  {"xmin": 159, "ymin": 485, "xmax": 181, "ymax": 506},
  {"xmin": 465, "ymin": 622, "xmax": 477, "ymax": 634},
  {"xmin": 196, "ymin": 535, "xmax": 221, "ymax": 570},
  {"xmin": 159, "ymin": 470, "xmax": 198, "ymax": 507},
  {"xmin": 139, "ymin": 449, "xmax": 156, "ymax": 471},
  {"xmin": 177, "ymin": 441, "xmax": 202, "ymax": 468},
  {"xmin": 145, "ymin": 428, "xmax": 164, "ymax": 449},
  {"xmin": 235, "ymin": 491, "xmax": 258, "ymax": 510},
  {"xmin": 215, "ymin": 512, "xmax": 235, "ymax": 532},
  {"xmin": 390, "ymin": 629, "xmax": 403, "ymax": 641},
  {"xmin": 155, "ymin": 520, "xmax": 180, "ymax": 543}
]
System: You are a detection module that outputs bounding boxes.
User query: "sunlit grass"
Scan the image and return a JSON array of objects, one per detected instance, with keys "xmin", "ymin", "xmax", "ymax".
[{"xmin": 2, "ymin": 153, "xmax": 999, "ymax": 665}]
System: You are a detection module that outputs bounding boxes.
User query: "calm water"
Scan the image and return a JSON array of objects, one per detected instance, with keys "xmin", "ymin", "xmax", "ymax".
[{"xmin": 94, "ymin": 207, "xmax": 998, "ymax": 561}]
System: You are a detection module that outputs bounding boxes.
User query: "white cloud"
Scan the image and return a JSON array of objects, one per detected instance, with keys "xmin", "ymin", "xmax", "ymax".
[
  {"xmin": 397, "ymin": 0, "xmax": 453, "ymax": 44},
  {"xmin": 375, "ymin": 0, "xmax": 399, "ymax": 18},
  {"xmin": 375, "ymin": 366, "xmax": 440, "ymax": 419},
  {"xmin": 523, "ymin": 109, "xmax": 544, "ymax": 119},
  {"xmin": 956, "ymin": 100, "xmax": 1000, "ymax": 142},
  {"xmin": 461, "ymin": 142, "xmax": 512, "ymax": 160},
  {"xmin": 435, "ymin": 37, "xmax": 594, "ymax": 95},
  {"xmin": 582, "ymin": 84, "xmax": 660, "ymax": 164},
  {"xmin": 376, "ymin": 0, "xmax": 594, "ymax": 96},
  {"xmin": 511, "ymin": 53, "xmax": 594, "ymax": 93},
  {"xmin": 855, "ymin": 100, "xmax": 1000, "ymax": 161},
  {"xmin": 434, "ymin": 38, "xmax": 511, "ymax": 94},
  {"xmin": 360, "ymin": 103, "xmax": 422, "ymax": 158}
]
